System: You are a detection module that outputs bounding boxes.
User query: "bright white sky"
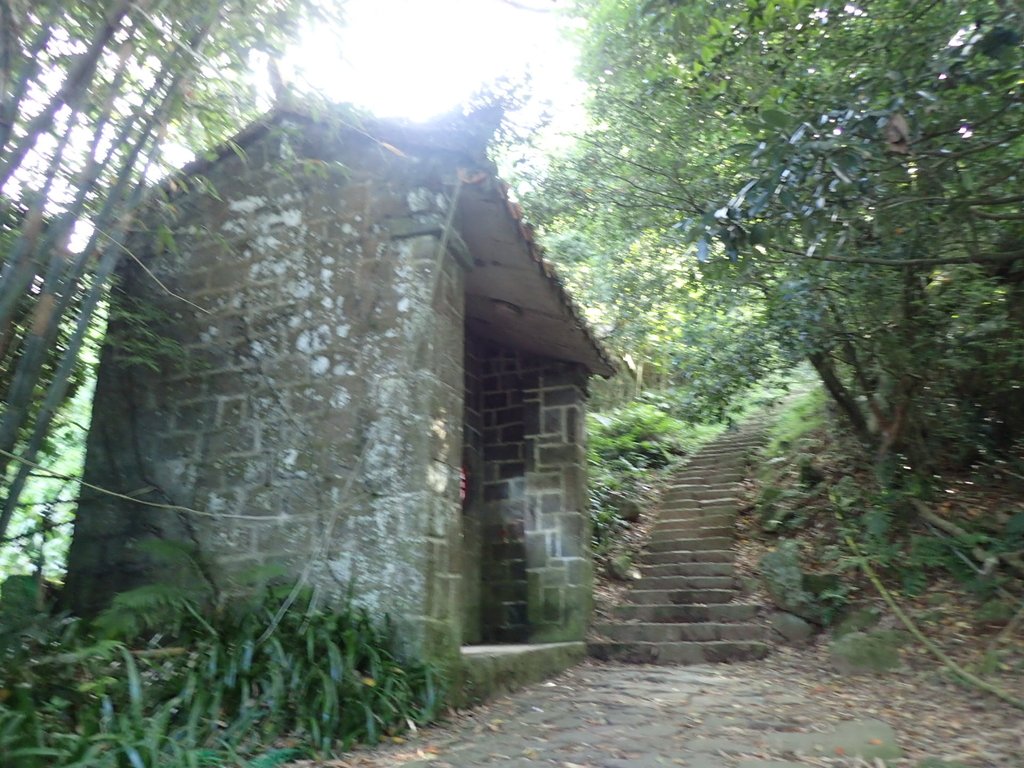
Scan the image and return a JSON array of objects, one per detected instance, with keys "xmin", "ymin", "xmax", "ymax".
[{"xmin": 286, "ymin": 0, "xmax": 586, "ymax": 132}]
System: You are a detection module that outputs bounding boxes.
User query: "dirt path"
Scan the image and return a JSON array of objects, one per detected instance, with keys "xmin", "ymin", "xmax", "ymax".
[{"xmin": 313, "ymin": 649, "xmax": 1020, "ymax": 768}]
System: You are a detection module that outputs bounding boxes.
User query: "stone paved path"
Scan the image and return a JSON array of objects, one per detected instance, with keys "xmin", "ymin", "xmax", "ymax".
[{"xmin": 348, "ymin": 662, "xmax": 906, "ymax": 768}]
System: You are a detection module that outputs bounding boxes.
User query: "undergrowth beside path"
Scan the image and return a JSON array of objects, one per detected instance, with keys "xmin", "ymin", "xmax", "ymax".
[
  {"xmin": 734, "ymin": 387, "xmax": 1024, "ymax": 712},
  {"xmin": 0, "ymin": 585, "xmax": 444, "ymax": 767}
]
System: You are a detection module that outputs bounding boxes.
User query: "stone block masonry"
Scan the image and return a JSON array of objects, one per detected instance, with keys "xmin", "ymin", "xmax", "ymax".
[
  {"xmin": 65, "ymin": 119, "xmax": 467, "ymax": 661},
  {"xmin": 65, "ymin": 111, "xmax": 599, "ymax": 666},
  {"xmin": 473, "ymin": 345, "xmax": 592, "ymax": 644}
]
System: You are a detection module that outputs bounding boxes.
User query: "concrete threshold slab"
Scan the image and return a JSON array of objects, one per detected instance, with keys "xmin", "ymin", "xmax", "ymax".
[{"xmin": 453, "ymin": 641, "xmax": 585, "ymax": 708}]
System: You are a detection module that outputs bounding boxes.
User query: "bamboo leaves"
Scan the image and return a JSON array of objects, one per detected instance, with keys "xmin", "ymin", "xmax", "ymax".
[{"xmin": 0, "ymin": 0, "xmax": 324, "ymax": 547}]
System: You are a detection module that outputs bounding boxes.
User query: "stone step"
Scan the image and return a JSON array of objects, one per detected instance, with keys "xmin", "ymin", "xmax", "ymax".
[
  {"xmin": 613, "ymin": 602, "xmax": 758, "ymax": 623},
  {"xmin": 656, "ymin": 508, "xmax": 738, "ymax": 520},
  {"xmin": 702, "ymin": 439, "xmax": 760, "ymax": 450},
  {"xmin": 645, "ymin": 536, "xmax": 734, "ymax": 554},
  {"xmin": 655, "ymin": 512, "xmax": 737, "ymax": 524},
  {"xmin": 641, "ymin": 561, "xmax": 735, "ymax": 578},
  {"xmin": 685, "ymin": 462, "xmax": 746, "ymax": 474},
  {"xmin": 673, "ymin": 471, "xmax": 744, "ymax": 484},
  {"xmin": 634, "ymin": 575, "xmax": 736, "ymax": 590},
  {"xmin": 705, "ymin": 436, "xmax": 763, "ymax": 448},
  {"xmin": 641, "ymin": 548, "xmax": 734, "ymax": 565},
  {"xmin": 594, "ymin": 621, "xmax": 766, "ymax": 643},
  {"xmin": 700, "ymin": 442, "xmax": 757, "ymax": 454},
  {"xmin": 664, "ymin": 481, "xmax": 741, "ymax": 491},
  {"xmin": 662, "ymin": 484, "xmax": 741, "ymax": 501},
  {"xmin": 659, "ymin": 499, "xmax": 739, "ymax": 516},
  {"xmin": 658, "ymin": 511, "xmax": 738, "ymax": 526},
  {"xmin": 626, "ymin": 588, "xmax": 737, "ymax": 605},
  {"xmin": 588, "ymin": 640, "xmax": 769, "ymax": 664},
  {"xmin": 661, "ymin": 495, "xmax": 740, "ymax": 509},
  {"xmin": 695, "ymin": 443, "xmax": 754, "ymax": 454},
  {"xmin": 659, "ymin": 493, "xmax": 741, "ymax": 505},
  {"xmin": 650, "ymin": 524, "xmax": 734, "ymax": 540},
  {"xmin": 659, "ymin": 507, "xmax": 741, "ymax": 520},
  {"xmin": 698, "ymin": 446, "xmax": 757, "ymax": 456},
  {"xmin": 661, "ymin": 495, "xmax": 741, "ymax": 509},
  {"xmin": 689, "ymin": 450, "xmax": 751, "ymax": 461},
  {"xmin": 653, "ymin": 515, "xmax": 736, "ymax": 532}
]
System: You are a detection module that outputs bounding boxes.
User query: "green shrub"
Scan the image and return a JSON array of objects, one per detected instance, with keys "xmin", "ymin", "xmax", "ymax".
[
  {"xmin": 0, "ymin": 584, "xmax": 444, "ymax": 767},
  {"xmin": 587, "ymin": 400, "xmax": 720, "ymax": 557},
  {"xmin": 763, "ymin": 387, "xmax": 826, "ymax": 457},
  {"xmin": 589, "ymin": 402, "xmax": 694, "ymax": 470}
]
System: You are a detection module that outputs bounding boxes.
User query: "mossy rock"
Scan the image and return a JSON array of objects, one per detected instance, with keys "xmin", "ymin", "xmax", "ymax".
[
  {"xmin": 797, "ymin": 454, "xmax": 825, "ymax": 487},
  {"xmin": 759, "ymin": 540, "xmax": 844, "ymax": 625},
  {"xmin": 606, "ymin": 553, "xmax": 638, "ymax": 581},
  {"xmin": 802, "ymin": 572, "xmax": 841, "ymax": 595},
  {"xmin": 834, "ymin": 606, "xmax": 882, "ymax": 638},
  {"xmin": 830, "ymin": 630, "xmax": 907, "ymax": 675},
  {"xmin": 974, "ymin": 598, "xmax": 1015, "ymax": 625},
  {"xmin": 917, "ymin": 760, "xmax": 970, "ymax": 768},
  {"xmin": 771, "ymin": 611, "xmax": 816, "ymax": 644},
  {"xmin": 610, "ymin": 496, "xmax": 643, "ymax": 523}
]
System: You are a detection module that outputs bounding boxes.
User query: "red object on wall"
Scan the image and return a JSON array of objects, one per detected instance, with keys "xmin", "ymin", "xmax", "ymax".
[{"xmin": 460, "ymin": 465, "xmax": 468, "ymax": 504}]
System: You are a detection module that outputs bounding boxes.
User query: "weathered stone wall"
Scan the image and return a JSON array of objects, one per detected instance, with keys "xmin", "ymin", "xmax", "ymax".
[
  {"xmin": 474, "ymin": 345, "xmax": 592, "ymax": 643},
  {"xmin": 65, "ymin": 121, "xmax": 467, "ymax": 660},
  {"xmin": 460, "ymin": 339, "xmax": 485, "ymax": 644},
  {"xmin": 523, "ymin": 362, "xmax": 593, "ymax": 642},
  {"xmin": 478, "ymin": 346, "xmax": 530, "ymax": 641}
]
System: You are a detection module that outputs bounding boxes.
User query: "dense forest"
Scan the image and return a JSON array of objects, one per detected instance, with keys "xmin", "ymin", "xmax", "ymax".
[{"xmin": 1, "ymin": 0, "xmax": 1023, "ymax": 764}]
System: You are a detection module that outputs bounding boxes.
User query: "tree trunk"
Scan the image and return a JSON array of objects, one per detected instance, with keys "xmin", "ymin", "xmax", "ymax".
[{"xmin": 807, "ymin": 351, "xmax": 872, "ymax": 444}]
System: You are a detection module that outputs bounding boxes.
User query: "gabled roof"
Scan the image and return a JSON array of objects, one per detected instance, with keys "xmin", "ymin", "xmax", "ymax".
[
  {"xmin": 178, "ymin": 103, "xmax": 614, "ymax": 377},
  {"xmin": 455, "ymin": 173, "xmax": 614, "ymax": 377}
]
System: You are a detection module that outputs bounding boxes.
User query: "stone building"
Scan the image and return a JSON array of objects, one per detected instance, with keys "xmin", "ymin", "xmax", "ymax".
[{"xmin": 65, "ymin": 106, "xmax": 613, "ymax": 663}]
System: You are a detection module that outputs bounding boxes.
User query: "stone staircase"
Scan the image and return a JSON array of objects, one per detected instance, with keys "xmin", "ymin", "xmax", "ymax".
[{"xmin": 589, "ymin": 427, "xmax": 769, "ymax": 664}]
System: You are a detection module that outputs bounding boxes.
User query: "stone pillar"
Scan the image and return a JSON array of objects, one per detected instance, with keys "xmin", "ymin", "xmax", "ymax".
[
  {"xmin": 460, "ymin": 339, "xmax": 485, "ymax": 644},
  {"xmin": 523, "ymin": 363, "xmax": 592, "ymax": 642},
  {"xmin": 478, "ymin": 347, "xmax": 529, "ymax": 642},
  {"xmin": 472, "ymin": 346, "xmax": 592, "ymax": 644}
]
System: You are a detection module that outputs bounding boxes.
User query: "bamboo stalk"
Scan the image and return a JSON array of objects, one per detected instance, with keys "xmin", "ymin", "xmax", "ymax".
[
  {"xmin": 0, "ymin": 0, "xmax": 134, "ymax": 188},
  {"xmin": 0, "ymin": 105, "xmax": 86, "ymax": 327},
  {"xmin": 0, "ymin": 36, "xmax": 167, "ymax": 342},
  {"xmin": 0, "ymin": 5, "xmax": 57, "ymax": 151},
  {"xmin": 0, "ymin": 46, "xmax": 192, "ymax": 499},
  {"xmin": 0, "ymin": 0, "xmax": 294, "ymax": 537}
]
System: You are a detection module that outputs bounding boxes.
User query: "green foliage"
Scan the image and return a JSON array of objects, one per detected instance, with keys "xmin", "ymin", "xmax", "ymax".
[
  {"xmin": 832, "ymin": 478, "xmax": 1010, "ymax": 597},
  {"xmin": 0, "ymin": 377, "xmax": 94, "ymax": 581},
  {"xmin": 764, "ymin": 388, "xmax": 826, "ymax": 457},
  {"xmin": 752, "ymin": 382, "xmax": 830, "ymax": 533},
  {"xmin": 0, "ymin": 0, "xmax": 344, "ymax": 543},
  {"xmin": 590, "ymin": 402, "xmax": 693, "ymax": 470},
  {"xmin": 758, "ymin": 392, "xmax": 1020, "ymax": 605},
  {"xmin": 587, "ymin": 398, "xmax": 724, "ymax": 556},
  {"xmin": 0, "ymin": 584, "xmax": 445, "ymax": 767},
  {"xmin": 105, "ymin": 293, "xmax": 187, "ymax": 375},
  {"xmin": 536, "ymin": 0, "xmax": 1024, "ymax": 474},
  {"xmin": 756, "ymin": 485, "xmax": 808, "ymax": 533}
]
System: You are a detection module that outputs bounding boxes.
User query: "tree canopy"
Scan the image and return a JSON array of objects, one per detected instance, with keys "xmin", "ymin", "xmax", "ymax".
[{"xmin": 533, "ymin": 0, "xmax": 1024, "ymax": 470}]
